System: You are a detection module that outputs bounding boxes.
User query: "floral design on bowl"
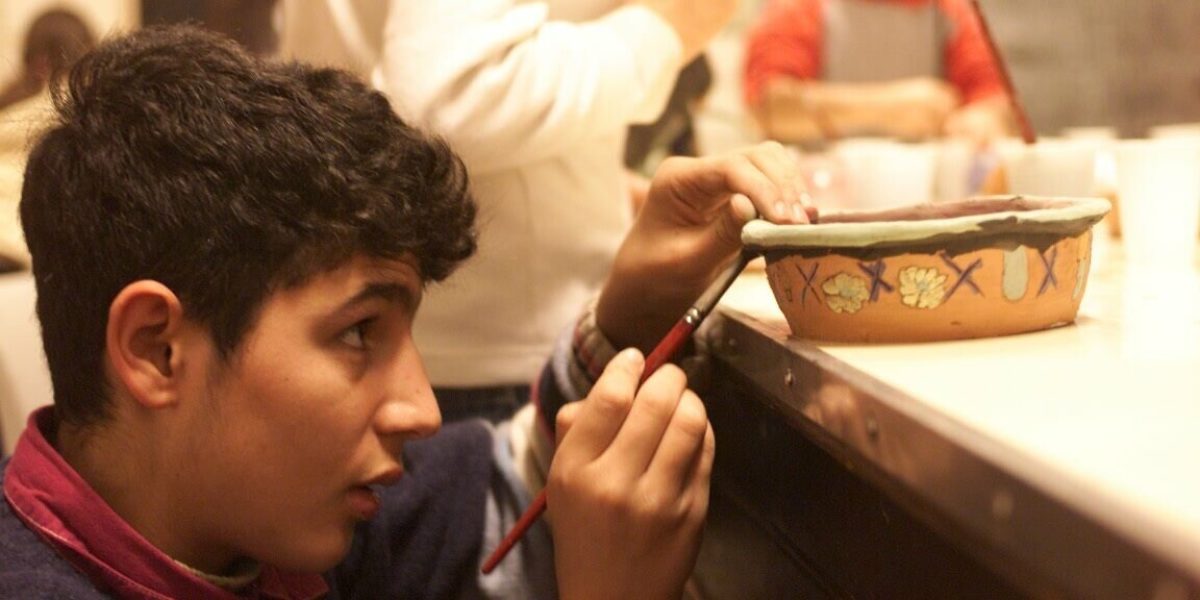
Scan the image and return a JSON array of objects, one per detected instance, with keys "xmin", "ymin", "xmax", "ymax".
[
  {"xmin": 743, "ymin": 196, "xmax": 1110, "ymax": 343},
  {"xmin": 898, "ymin": 266, "xmax": 947, "ymax": 309},
  {"xmin": 821, "ymin": 272, "xmax": 868, "ymax": 314}
]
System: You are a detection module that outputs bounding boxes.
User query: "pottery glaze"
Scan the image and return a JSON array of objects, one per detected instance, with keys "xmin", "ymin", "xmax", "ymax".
[{"xmin": 744, "ymin": 196, "xmax": 1110, "ymax": 342}]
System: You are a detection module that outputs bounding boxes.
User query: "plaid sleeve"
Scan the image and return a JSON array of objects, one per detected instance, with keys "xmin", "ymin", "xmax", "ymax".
[{"xmin": 533, "ymin": 300, "xmax": 619, "ymax": 440}]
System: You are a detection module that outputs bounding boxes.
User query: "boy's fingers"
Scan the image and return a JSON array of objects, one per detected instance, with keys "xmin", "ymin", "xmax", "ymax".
[
  {"xmin": 558, "ymin": 349, "xmax": 644, "ymax": 461},
  {"xmin": 649, "ymin": 142, "xmax": 814, "ymax": 227},
  {"xmin": 744, "ymin": 142, "xmax": 807, "ymax": 223},
  {"xmin": 729, "ymin": 193, "xmax": 757, "ymax": 223},
  {"xmin": 604, "ymin": 364, "xmax": 689, "ymax": 476},
  {"xmin": 645, "ymin": 390, "xmax": 712, "ymax": 495},
  {"xmin": 554, "ymin": 402, "xmax": 584, "ymax": 448},
  {"xmin": 680, "ymin": 422, "xmax": 715, "ymax": 523},
  {"xmin": 699, "ymin": 149, "xmax": 789, "ymax": 255},
  {"xmin": 718, "ymin": 151, "xmax": 784, "ymax": 221}
]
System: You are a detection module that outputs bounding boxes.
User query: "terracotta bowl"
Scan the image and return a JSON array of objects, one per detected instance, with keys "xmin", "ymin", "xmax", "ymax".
[{"xmin": 742, "ymin": 196, "xmax": 1111, "ymax": 343}]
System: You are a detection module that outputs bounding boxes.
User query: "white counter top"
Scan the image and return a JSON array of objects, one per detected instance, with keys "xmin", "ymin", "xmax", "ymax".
[{"xmin": 719, "ymin": 231, "xmax": 1200, "ymax": 582}]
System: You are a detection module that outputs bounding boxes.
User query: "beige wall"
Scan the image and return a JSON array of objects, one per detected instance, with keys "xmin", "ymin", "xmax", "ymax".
[{"xmin": 979, "ymin": 0, "xmax": 1200, "ymax": 137}]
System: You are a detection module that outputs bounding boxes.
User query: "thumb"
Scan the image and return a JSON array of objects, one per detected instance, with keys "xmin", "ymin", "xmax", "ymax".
[
  {"xmin": 729, "ymin": 192, "xmax": 758, "ymax": 223},
  {"xmin": 710, "ymin": 193, "xmax": 755, "ymax": 260}
]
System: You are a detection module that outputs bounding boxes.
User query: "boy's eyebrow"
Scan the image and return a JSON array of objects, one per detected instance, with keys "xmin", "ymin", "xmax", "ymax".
[{"xmin": 337, "ymin": 282, "xmax": 420, "ymax": 314}]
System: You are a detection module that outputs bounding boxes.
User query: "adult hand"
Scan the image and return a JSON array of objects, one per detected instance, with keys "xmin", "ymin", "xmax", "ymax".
[
  {"xmin": 944, "ymin": 96, "xmax": 1014, "ymax": 146},
  {"xmin": 548, "ymin": 348, "xmax": 714, "ymax": 600},
  {"xmin": 597, "ymin": 142, "xmax": 814, "ymax": 352},
  {"xmin": 884, "ymin": 77, "xmax": 960, "ymax": 140}
]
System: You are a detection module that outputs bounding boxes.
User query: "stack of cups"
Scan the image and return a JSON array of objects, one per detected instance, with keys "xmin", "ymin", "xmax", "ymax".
[
  {"xmin": 830, "ymin": 139, "xmax": 938, "ymax": 210},
  {"xmin": 995, "ymin": 138, "xmax": 1097, "ymax": 198},
  {"xmin": 1116, "ymin": 133, "xmax": 1200, "ymax": 359},
  {"xmin": 1113, "ymin": 138, "xmax": 1200, "ymax": 271},
  {"xmin": 1061, "ymin": 128, "xmax": 1120, "ymax": 237}
]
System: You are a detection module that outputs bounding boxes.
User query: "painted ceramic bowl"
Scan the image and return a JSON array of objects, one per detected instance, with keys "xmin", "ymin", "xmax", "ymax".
[{"xmin": 742, "ymin": 196, "xmax": 1111, "ymax": 343}]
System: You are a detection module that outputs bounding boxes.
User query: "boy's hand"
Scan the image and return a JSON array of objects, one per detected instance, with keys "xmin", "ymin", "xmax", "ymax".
[
  {"xmin": 547, "ymin": 348, "xmax": 715, "ymax": 600},
  {"xmin": 597, "ymin": 141, "xmax": 814, "ymax": 352},
  {"xmin": 546, "ymin": 143, "xmax": 811, "ymax": 597}
]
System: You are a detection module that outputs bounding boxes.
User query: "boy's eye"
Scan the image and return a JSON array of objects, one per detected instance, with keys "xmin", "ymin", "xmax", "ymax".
[{"xmin": 339, "ymin": 321, "xmax": 370, "ymax": 350}]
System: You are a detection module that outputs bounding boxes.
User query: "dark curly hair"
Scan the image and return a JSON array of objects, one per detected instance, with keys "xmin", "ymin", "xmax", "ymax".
[{"xmin": 20, "ymin": 25, "xmax": 477, "ymax": 427}]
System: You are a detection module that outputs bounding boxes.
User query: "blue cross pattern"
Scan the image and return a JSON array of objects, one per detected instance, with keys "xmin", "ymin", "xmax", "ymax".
[
  {"xmin": 1037, "ymin": 246, "xmax": 1059, "ymax": 296},
  {"xmin": 794, "ymin": 262, "xmax": 820, "ymax": 306},
  {"xmin": 939, "ymin": 252, "xmax": 984, "ymax": 300},
  {"xmin": 856, "ymin": 259, "xmax": 893, "ymax": 302}
]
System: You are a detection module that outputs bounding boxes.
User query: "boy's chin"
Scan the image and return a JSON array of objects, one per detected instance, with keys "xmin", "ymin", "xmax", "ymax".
[{"xmin": 267, "ymin": 530, "xmax": 356, "ymax": 574}]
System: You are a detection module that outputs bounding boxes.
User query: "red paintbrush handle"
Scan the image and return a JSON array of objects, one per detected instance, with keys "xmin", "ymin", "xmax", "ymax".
[
  {"xmin": 640, "ymin": 311, "xmax": 700, "ymax": 384},
  {"xmin": 481, "ymin": 490, "xmax": 547, "ymax": 574}
]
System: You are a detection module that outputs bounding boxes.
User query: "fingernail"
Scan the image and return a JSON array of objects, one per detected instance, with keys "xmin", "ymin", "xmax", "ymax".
[
  {"xmin": 792, "ymin": 203, "xmax": 805, "ymax": 222},
  {"xmin": 620, "ymin": 348, "xmax": 644, "ymax": 366},
  {"xmin": 774, "ymin": 201, "xmax": 786, "ymax": 218}
]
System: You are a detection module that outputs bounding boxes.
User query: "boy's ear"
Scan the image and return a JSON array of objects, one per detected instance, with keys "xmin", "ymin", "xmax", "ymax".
[{"xmin": 105, "ymin": 280, "xmax": 190, "ymax": 410}]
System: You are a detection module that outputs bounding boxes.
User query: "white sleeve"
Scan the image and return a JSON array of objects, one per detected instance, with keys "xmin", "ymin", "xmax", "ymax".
[
  {"xmin": 378, "ymin": 0, "xmax": 684, "ymax": 174},
  {"xmin": 474, "ymin": 415, "xmax": 558, "ymax": 598}
]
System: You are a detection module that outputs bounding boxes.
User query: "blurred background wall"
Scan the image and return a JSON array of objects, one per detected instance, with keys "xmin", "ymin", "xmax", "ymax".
[
  {"xmin": 141, "ymin": 0, "xmax": 278, "ymax": 55},
  {"xmin": 980, "ymin": 0, "xmax": 1200, "ymax": 137},
  {"xmin": 0, "ymin": 0, "xmax": 138, "ymax": 84}
]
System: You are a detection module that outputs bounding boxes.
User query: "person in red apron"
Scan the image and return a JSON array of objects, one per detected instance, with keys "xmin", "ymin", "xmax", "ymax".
[{"xmin": 744, "ymin": 0, "xmax": 1013, "ymax": 145}]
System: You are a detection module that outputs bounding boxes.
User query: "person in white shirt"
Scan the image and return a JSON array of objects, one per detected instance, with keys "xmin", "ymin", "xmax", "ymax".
[
  {"xmin": 280, "ymin": 0, "xmax": 776, "ymax": 421},
  {"xmin": 0, "ymin": 9, "xmax": 95, "ymax": 271}
]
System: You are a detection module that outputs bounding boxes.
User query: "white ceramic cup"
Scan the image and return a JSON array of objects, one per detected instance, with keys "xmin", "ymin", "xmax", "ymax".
[
  {"xmin": 933, "ymin": 139, "xmax": 975, "ymax": 202},
  {"xmin": 1148, "ymin": 122, "xmax": 1200, "ymax": 140},
  {"xmin": 832, "ymin": 139, "xmax": 937, "ymax": 210},
  {"xmin": 997, "ymin": 138, "xmax": 1097, "ymax": 197},
  {"xmin": 1148, "ymin": 123, "xmax": 1200, "ymax": 240},
  {"xmin": 1114, "ymin": 138, "xmax": 1200, "ymax": 269},
  {"xmin": 1061, "ymin": 126, "xmax": 1118, "ymax": 141}
]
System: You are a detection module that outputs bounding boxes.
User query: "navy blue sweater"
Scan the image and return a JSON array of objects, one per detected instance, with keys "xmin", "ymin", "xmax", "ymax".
[{"xmin": 0, "ymin": 421, "xmax": 507, "ymax": 599}]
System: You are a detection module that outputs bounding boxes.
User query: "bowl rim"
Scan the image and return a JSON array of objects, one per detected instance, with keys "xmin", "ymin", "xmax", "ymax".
[{"xmin": 742, "ymin": 195, "xmax": 1111, "ymax": 250}]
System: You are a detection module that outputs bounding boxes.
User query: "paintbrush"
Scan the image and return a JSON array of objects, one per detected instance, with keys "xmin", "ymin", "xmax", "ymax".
[
  {"xmin": 480, "ymin": 250, "xmax": 755, "ymax": 574},
  {"xmin": 968, "ymin": 0, "xmax": 1037, "ymax": 144}
]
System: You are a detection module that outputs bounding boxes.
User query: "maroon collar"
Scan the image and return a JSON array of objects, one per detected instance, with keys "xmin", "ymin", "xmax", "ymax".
[{"xmin": 3, "ymin": 407, "xmax": 328, "ymax": 600}]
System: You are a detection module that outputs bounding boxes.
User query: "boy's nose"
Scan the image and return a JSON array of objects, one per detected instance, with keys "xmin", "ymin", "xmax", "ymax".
[{"xmin": 373, "ymin": 348, "xmax": 441, "ymax": 442}]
